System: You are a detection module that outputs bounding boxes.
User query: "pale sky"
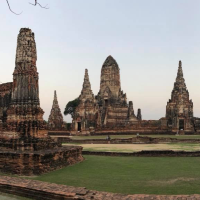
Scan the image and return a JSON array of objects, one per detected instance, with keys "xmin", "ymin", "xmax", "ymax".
[{"xmin": 1, "ymin": 0, "xmax": 200, "ymax": 122}]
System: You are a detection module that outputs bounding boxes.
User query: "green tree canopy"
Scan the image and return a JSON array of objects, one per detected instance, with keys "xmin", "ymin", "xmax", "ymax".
[{"xmin": 64, "ymin": 98, "xmax": 80, "ymax": 118}]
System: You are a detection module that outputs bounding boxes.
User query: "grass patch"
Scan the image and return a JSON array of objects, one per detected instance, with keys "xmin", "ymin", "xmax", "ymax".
[
  {"xmin": 33, "ymin": 155, "xmax": 200, "ymax": 195},
  {"xmin": 0, "ymin": 193, "xmax": 30, "ymax": 200}
]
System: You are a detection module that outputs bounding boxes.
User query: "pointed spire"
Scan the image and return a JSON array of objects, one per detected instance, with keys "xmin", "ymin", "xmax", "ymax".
[
  {"xmin": 54, "ymin": 90, "xmax": 57, "ymax": 100},
  {"xmin": 48, "ymin": 90, "xmax": 64, "ymax": 129},
  {"xmin": 137, "ymin": 109, "xmax": 142, "ymax": 120},
  {"xmin": 102, "ymin": 55, "xmax": 119, "ymax": 69},
  {"xmin": 174, "ymin": 60, "xmax": 186, "ymax": 90},
  {"xmin": 176, "ymin": 60, "xmax": 183, "ymax": 80},
  {"xmin": 53, "ymin": 90, "xmax": 58, "ymax": 104},
  {"xmin": 82, "ymin": 69, "xmax": 91, "ymax": 92},
  {"xmin": 80, "ymin": 69, "xmax": 94, "ymax": 101},
  {"xmin": 170, "ymin": 60, "xmax": 190, "ymax": 102}
]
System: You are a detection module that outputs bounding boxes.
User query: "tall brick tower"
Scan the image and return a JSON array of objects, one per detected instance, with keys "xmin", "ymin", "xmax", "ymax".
[
  {"xmin": 166, "ymin": 61, "xmax": 193, "ymax": 131},
  {"xmin": 95, "ymin": 55, "xmax": 137, "ymax": 128},
  {"xmin": 48, "ymin": 90, "xmax": 64, "ymax": 129},
  {"xmin": 7, "ymin": 28, "xmax": 44, "ymax": 136},
  {"xmin": 99, "ymin": 55, "xmax": 121, "ymax": 99}
]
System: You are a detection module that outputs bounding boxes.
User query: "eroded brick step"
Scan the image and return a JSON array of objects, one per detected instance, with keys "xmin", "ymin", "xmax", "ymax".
[{"xmin": 0, "ymin": 176, "xmax": 199, "ymax": 200}]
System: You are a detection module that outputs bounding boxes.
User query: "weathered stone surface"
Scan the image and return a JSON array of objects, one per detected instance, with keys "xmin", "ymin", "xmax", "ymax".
[
  {"xmin": 48, "ymin": 90, "xmax": 64, "ymax": 130},
  {"xmin": 0, "ymin": 145, "xmax": 83, "ymax": 175},
  {"xmin": 4, "ymin": 28, "xmax": 44, "ymax": 135},
  {"xmin": 99, "ymin": 55, "xmax": 121, "ymax": 98},
  {"xmin": 0, "ymin": 83, "xmax": 12, "ymax": 124}
]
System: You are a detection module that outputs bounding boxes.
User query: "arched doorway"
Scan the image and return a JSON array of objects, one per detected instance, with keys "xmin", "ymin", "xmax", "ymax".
[
  {"xmin": 78, "ymin": 122, "xmax": 81, "ymax": 131},
  {"xmin": 179, "ymin": 119, "xmax": 184, "ymax": 130}
]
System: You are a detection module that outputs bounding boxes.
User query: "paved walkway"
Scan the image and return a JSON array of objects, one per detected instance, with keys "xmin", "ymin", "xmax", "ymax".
[{"xmin": 0, "ymin": 176, "xmax": 200, "ymax": 200}]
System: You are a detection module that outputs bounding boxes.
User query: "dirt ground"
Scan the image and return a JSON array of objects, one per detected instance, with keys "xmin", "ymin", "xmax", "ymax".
[{"xmin": 64, "ymin": 143, "xmax": 200, "ymax": 152}]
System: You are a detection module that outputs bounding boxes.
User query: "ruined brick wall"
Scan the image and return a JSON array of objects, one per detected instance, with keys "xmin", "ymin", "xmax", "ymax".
[
  {"xmin": 57, "ymin": 135, "xmax": 200, "ymax": 144},
  {"xmin": 82, "ymin": 150, "xmax": 200, "ymax": 157},
  {"xmin": 0, "ymin": 82, "xmax": 12, "ymax": 122},
  {"xmin": 0, "ymin": 146, "xmax": 83, "ymax": 175},
  {"xmin": 0, "ymin": 176, "xmax": 200, "ymax": 200}
]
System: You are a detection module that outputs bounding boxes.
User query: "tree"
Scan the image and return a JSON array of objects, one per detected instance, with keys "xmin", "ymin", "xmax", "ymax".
[
  {"xmin": 64, "ymin": 98, "xmax": 80, "ymax": 118},
  {"xmin": 6, "ymin": 0, "xmax": 49, "ymax": 15}
]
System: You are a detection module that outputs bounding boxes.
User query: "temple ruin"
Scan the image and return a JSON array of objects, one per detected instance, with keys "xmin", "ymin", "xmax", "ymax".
[
  {"xmin": 72, "ymin": 56, "xmax": 139, "ymax": 133},
  {"xmin": 48, "ymin": 90, "xmax": 64, "ymax": 130},
  {"xmin": 0, "ymin": 28, "xmax": 44, "ymax": 135},
  {"xmin": 71, "ymin": 59, "xmax": 200, "ymax": 134},
  {"xmin": 0, "ymin": 28, "xmax": 83, "ymax": 175},
  {"xmin": 1, "ymin": 29, "xmax": 200, "ymax": 137},
  {"xmin": 165, "ymin": 61, "xmax": 194, "ymax": 132}
]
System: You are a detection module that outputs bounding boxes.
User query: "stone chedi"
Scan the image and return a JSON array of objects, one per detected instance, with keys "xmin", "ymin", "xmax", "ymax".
[
  {"xmin": 48, "ymin": 90, "xmax": 64, "ymax": 129},
  {"xmin": 72, "ymin": 56, "xmax": 138, "ymax": 132},
  {"xmin": 72, "ymin": 69, "xmax": 96, "ymax": 132},
  {"xmin": 165, "ymin": 61, "xmax": 194, "ymax": 131},
  {"xmin": 0, "ymin": 28, "xmax": 83, "ymax": 175}
]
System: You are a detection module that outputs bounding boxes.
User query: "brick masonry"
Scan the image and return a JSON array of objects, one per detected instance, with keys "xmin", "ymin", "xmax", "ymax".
[
  {"xmin": 82, "ymin": 150, "xmax": 200, "ymax": 157},
  {"xmin": 0, "ymin": 145, "xmax": 84, "ymax": 175},
  {"xmin": 0, "ymin": 176, "xmax": 199, "ymax": 200},
  {"xmin": 56, "ymin": 136, "xmax": 200, "ymax": 144}
]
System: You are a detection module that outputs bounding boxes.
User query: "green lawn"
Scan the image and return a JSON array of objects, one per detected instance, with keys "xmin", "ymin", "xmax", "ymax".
[
  {"xmin": 33, "ymin": 155, "xmax": 200, "ymax": 195},
  {"xmin": 71, "ymin": 135, "xmax": 200, "ymax": 140},
  {"xmin": 0, "ymin": 193, "xmax": 30, "ymax": 200}
]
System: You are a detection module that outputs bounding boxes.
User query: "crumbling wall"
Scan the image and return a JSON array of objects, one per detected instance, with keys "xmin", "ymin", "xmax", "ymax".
[
  {"xmin": 0, "ymin": 146, "xmax": 83, "ymax": 175},
  {"xmin": 0, "ymin": 83, "xmax": 12, "ymax": 123}
]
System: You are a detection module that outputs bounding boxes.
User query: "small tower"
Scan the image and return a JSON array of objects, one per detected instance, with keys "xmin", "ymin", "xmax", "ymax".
[
  {"xmin": 137, "ymin": 109, "xmax": 142, "ymax": 120},
  {"xmin": 48, "ymin": 90, "xmax": 64, "ymax": 130},
  {"xmin": 80, "ymin": 69, "xmax": 94, "ymax": 101},
  {"xmin": 72, "ymin": 69, "xmax": 96, "ymax": 132},
  {"xmin": 166, "ymin": 61, "xmax": 193, "ymax": 131}
]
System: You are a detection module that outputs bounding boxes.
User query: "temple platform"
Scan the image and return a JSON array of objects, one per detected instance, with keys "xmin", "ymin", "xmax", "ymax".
[{"xmin": 0, "ymin": 134, "xmax": 83, "ymax": 175}]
